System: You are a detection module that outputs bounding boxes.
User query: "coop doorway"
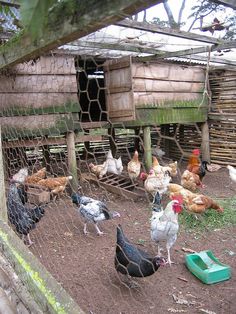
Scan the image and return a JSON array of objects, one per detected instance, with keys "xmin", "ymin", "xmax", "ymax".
[{"xmin": 76, "ymin": 58, "xmax": 107, "ymax": 122}]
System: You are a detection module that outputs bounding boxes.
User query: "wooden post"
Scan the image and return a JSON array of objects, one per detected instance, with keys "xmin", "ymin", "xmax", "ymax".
[
  {"xmin": 201, "ymin": 121, "xmax": 211, "ymax": 163},
  {"xmin": 108, "ymin": 127, "xmax": 116, "ymax": 157},
  {"xmin": 83, "ymin": 130, "xmax": 90, "ymax": 159},
  {"xmin": 42, "ymin": 143, "xmax": 51, "ymax": 173},
  {"xmin": 161, "ymin": 124, "xmax": 172, "ymax": 157},
  {"xmin": 134, "ymin": 127, "xmax": 140, "ymax": 152},
  {"xmin": 66, "ymin": 131, "xmax": 78, "ymax": 194},
  {"xmin": 143, "ymin": 126, "xmax": 152, "ymax": 171},
  {"xmin": 0, "ymin": 126, "xmax": 7, "ymax": 221}
]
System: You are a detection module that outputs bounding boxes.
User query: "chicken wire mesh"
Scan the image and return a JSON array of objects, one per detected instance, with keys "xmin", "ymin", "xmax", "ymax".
[{"xmin": 1, "ymin": 4, "xmax": 235, "ymax": 313}]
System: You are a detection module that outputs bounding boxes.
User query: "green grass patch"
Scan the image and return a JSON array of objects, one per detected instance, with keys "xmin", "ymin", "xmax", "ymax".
[{"xmin": 179, "ymin": 197, "xmax": 236, "ymax": 232}]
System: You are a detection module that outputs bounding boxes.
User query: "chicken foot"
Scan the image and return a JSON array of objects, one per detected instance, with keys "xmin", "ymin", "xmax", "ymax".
[
  {"xmin": 22, "ymin": 234, "xmax": 34, "ymax": 247},
  {"xmin": 117, "ymin": 273, "xmax": 140, "ymax": 289},
  {"xmin": 94, "ymin": 224, "xmax": 104, "ymax": 236}
]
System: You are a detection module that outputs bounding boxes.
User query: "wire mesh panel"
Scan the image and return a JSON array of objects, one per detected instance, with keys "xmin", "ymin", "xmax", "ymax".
[{"xmin": 1, "ymin": 1, "xmax": 236, "ymax": 314}]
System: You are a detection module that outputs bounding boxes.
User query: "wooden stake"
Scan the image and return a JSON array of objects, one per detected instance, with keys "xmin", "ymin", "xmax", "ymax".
[
  {"xmin": 66, "ymin": 131, "xmax": 78, "ymax": 194},
  {"xmin": 42, "ymin": 139, "xmax": 51, "ymax": 172},
  {"xmin": 143, "ymin": 126, "xmax": 152, "ymax": 171},
  {"xmin": 201, "ymin": 122, "xmax": 211, "ymax": 163},
  {"xmin": 0, "ymin": 126, "xmax": 7, "ymax": 221},
  {"xmin": 134, "ymin": 128, "xmax": 140, "ymax": 152},
  {"xmin": 108, "ymin": 127, "xmax": 116, "ymax": 157}
]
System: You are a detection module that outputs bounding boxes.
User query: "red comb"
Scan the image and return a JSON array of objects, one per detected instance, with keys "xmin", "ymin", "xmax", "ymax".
[
  {"xmin": 171, "ymin": 195, "xmax": 183, "ymax": 205},
  {"xmin": 193, "ymin": 148, "xmax": 200, "ymax": 155}
]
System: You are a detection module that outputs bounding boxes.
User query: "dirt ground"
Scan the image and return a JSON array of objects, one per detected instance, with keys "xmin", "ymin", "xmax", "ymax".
[{"xmin": 29, "ymin": 165, "xmax": 236, "ymax": 314}]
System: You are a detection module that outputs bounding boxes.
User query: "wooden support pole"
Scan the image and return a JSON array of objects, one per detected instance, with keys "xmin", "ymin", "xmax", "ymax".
[
  {"xmin": 108, "ymin": 127, "xmax": 116, "ymax": 157},
  {"xmin": 42, "ymin": 144, "xmax": 51, "ymax": 173},
  {"xmin": 134, "ymin": 128, "xmax": 140, "ymax": 152},
  {"xmin": 143, "ymin": 126, "xmax": 152, "ymax": 171},
  {"xmin": 201, "ymin": 122, "xmax": 211, "ymax": 163},
  {"xmin": 0, "ymin": 126, "xmax": 7, "ymax": 221},
  {"xmin": 83, "ymin": 130, "xmax": 90, "ymax": 159},
  {"xmin": 66, "ymin": 131, "xmax": 78, "ymax": 194},
  {"xmin": 161, "ymin": 124, "xmax": 171, "ymax": 157}
]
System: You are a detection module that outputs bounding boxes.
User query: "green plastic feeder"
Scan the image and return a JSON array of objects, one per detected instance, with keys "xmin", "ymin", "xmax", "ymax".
[{"xmin": 185, "ymin": 250, "xmax": 231, "ymax": 284}]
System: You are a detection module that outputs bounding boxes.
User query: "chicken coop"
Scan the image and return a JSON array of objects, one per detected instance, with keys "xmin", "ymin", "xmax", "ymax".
[{"xmin": 0, "ymin": 0, "xmax": 236, "ymax": 313}]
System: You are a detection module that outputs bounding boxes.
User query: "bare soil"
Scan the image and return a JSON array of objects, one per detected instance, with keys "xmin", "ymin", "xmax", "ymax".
[{"xmin": 29, "ymin": 166, "xmax": 236, "ymax": 314}]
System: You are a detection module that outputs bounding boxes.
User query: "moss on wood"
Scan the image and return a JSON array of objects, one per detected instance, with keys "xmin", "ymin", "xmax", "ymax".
[{"xmin": 0, "ymin": 101, "xmax": 80, "ymax": 117}]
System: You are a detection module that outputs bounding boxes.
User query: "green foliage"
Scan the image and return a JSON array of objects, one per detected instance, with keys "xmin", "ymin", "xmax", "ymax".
[
  {"xmin": 19, "ymin": 0, "xmax": 56, "ymax": 39},
  {"xmin": 179, "ymin": 197, "xmax": 236, "ymax": 232}
]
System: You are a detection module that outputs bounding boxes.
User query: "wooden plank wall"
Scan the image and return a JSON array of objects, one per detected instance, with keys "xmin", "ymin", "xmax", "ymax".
[
  {"xmin": 208, "ymin": 69, "xmax": 236, "ymax": 165},
  {"xmin": 104, "ymin": 57, "xmax": 207, "ymax": 124},
  {"xmin": 0, "ymin": 55, "xmax": 80, "ymax": 138},
  {"xmin": 132, "ymin": 61, "xmax": 205, "ymax": 106}
]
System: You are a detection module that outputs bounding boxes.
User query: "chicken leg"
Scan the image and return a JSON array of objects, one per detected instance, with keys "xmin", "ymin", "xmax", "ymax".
[{"xmin": 94, "ymin": 224, "xmax": 104, "ymax": 236}]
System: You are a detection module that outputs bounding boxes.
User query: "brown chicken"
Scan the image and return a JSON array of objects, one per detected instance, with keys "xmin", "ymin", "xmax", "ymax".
[
  {"xmin": 127, "ymin": 150, "xmax": 141, "ymax": 181},
  {"xmin": 168, "ymin": 183, "xmax": 224, "ymax": 214},
  {"xmin": 181, "ymin": 170, "xmax": 201, "ymax": 192},
  {"xmin": 25, "ymin": 167, "xmax": 47, "ymax": 184},
  {"xmin": 89, "ymin": 162, "xmax": 108, "ymax": 179},
  {"xmin": 187, "ymin": 149, "xmax": 208, "ymax": 187},
  {"xmin": 37, "ymin": 176, "xmax": 72, "ymax": 199}
]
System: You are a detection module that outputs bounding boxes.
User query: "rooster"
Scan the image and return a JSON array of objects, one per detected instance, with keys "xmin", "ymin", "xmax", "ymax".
[
  {"xmin": 7, "ymin": 182, "xmax": 45, "ymax": 246},
  {"xmin": 227, "ymin": 165, "xmax": 236, "ymax": 183},
  {"xmin": 168, "ymin": 184, "xmax": 224, "ymax": 214},
  {"xmin": 71, "ymin": 193, "xmax": 120, "ymax": 235},
  {"xmin": 115, "ymin": 224, "xmax": 166, "ymax": 287},
  {"xmin": 187, "ymin": 149, "xmax": 208, "ymax": 187},
  {"xmin": 127, "ymin": 150, "xmax": 141, "ymax": 181},
  {"xmin": 150, "ymin": 194, "xmax": 183, "ymax": 265}
]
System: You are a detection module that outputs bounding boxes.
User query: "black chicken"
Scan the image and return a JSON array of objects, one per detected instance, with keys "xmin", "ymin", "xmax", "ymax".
[
  {"xmin": 7, "ymin": 183, "xmax": 45, "ymax": 246},
  {"xmin": 115, "ymin": 225, "xmax": 166, "ymax": 287}
]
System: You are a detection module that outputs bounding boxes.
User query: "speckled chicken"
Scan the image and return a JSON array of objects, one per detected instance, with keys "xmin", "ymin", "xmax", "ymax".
[{"xmin": 72, "ymin": 193, "xmax": 120, "ymax": 235}]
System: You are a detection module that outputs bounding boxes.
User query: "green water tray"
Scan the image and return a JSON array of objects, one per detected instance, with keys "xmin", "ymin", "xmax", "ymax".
[{"xmin": 185, "ymin": 250, "xmax": 231, "ymax": 284}]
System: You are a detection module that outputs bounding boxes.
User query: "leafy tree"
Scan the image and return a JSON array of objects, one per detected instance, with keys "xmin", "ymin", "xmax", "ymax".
[{"xmin": 151, "ymin": 0, "xmax": 235, "ymax": 40}]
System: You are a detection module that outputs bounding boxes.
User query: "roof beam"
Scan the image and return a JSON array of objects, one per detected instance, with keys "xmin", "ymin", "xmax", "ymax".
[
  {"xmin": 182, "ymin": 54, "xmax": 236, "ymax": 67},
  {"xmin": 153, "ymin": 41, "xmax": 236, "ymax": 59},
  {"xmin": 116, "ymin": 19, "xmax": 226, "ymax": 44},
  {"xmin": 63, "ymin": 40, "xmax": 164, "ymax": 55},
  {"xmin": 0, "ymin": 0, "xmax": 164, "ymax": 69}
]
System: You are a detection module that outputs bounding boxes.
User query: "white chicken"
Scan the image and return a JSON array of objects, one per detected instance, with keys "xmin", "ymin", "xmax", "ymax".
[
  {"xmin": 227, "ymin": 165, "xmax": 236, "ymax": 183},
  {"xmin": 150, "ymin": 194, "xmax": 183, "ymax": 265},
  {"xmin": 12, "ymin": 168, "xmax": 28, "ymax": 184},
  {"xmin": 106, "ymin": 150, "xmax": 123, "ymax": 175}
]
